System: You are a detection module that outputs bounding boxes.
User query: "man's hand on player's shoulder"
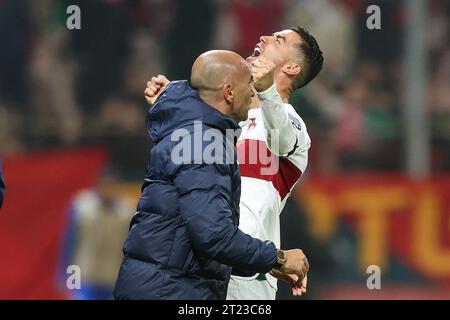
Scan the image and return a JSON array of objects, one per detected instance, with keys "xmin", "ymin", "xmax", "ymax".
[{"xmin": 144, "ymin": 75, "xmax": 170, "ymax": 106}]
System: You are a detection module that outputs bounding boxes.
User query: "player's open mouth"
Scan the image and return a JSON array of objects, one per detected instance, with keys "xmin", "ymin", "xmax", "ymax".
[
  {"xmin": 246, "ymin": 44, "xmax": 263, "ymax": 62},
  {"xmin": 252, "ymin": 46, "xmax": 261, "ymax": 57}
]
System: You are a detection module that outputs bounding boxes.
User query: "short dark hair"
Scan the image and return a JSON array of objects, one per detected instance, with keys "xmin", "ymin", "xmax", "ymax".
[{"xmin": 290, "ymin": 26, "xmax": 324, "ymax": 89}]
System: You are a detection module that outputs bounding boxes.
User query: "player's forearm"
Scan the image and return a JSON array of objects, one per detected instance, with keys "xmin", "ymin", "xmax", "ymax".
[{"xmin": 258, "ymin": 84, "xmax": 298, "ymax": 155}]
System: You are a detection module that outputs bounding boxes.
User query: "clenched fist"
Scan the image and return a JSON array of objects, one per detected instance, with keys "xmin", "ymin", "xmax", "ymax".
[
  {"xmin": 144, "ymin": 75, "xmax": 170, "ymax": 106},
  {"xmin": 250, "ymin": 57, "xmax": 276, "ymax": 92}
]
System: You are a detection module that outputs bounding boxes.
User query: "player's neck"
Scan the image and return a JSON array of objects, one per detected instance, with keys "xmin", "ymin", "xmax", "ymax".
[
  {"xmin": 250, "ymin": 95, "xmax": 260, "ymax": 109},
  {"xmin": 276, "ymin": 85, "xmax": 291, "ymax": 103},
  {"xmin": 275, "ymin": 74, "xmax": 293, "ymax": 103},
  {"xmin": 279, "ymin": 89, "xmax": 290, "ymax": 103}
]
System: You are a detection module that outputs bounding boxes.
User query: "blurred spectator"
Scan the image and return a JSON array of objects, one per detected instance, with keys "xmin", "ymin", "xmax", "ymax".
[
  {"xmin": 284, "ymin": 0, "xmax": 356, "ymax": 83},
  {"xmin": 96, "ymin": 95, "xmax": 149, "ymax": 180},
  {"xmin": 122, "ymin": 30, "xmax": 164, "ymax": 97},
  {"xmin": 355, "ymin": 0, "xmax": 404, "ymax": 69},
  {"xmin": 427, "ymin": 0, "xmax": 449, "ymax": 55},
  {"xmin": 59, "ymin": 167, "xmax": 134, "ymax": 300},
  {"xmin": 68, "ymin": 0, "xmax": 133, "ymax": 113},
  {"xmin": 211, "ymin": 0, "xmax": 239, "ymax": 51},
  {"xmin": 0, "ymin": 0, "xmax": 30, "ymax": 107},
  {"xmin": 333, "ymin": 77, "xmax": 371, "ymax": 168},
  {"xmin": 98, "ymin": 96, "xmax": 145, "ymax": 136},
  {"xmin": 165, "ymin": 0, "xmax": 216, "ymax": 79},
  {"xmin": 429, "ymin": 46, "xmax": 450, "ymax": 115},
  {"xmin": 28, "ymin": 0, "xmax": 82, "ymax": 145},
  {"xmin": 429, "ymin": 45, "xmax": 450, "ymax": 171},
  {"xmin": 231, "ymin": 0, "xmax": 285, "ymax": 56},
  {"xmin": 0, "ymin": 105, "xmax": 26, "ymax": 153}
]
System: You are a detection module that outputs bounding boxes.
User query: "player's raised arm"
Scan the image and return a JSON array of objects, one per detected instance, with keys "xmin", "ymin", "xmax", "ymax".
[{"xmin": 251, "ymin": 58, "xmax": 310, "ymax": 157}]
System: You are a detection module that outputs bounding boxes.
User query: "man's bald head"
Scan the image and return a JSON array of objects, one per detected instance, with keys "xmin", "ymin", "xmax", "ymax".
[
  {"xmin": 190, "ymin": 50, "xmax": 249, "ymax": 93},
  {"xmin": 190, "ymin": 50, "xmax": 254, "ymax": 122}
]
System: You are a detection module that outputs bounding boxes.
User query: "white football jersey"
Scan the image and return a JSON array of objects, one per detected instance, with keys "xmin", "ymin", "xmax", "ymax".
[{"xmin": 234, "ymin": 84, "xmax": 311, "ymax": 290}]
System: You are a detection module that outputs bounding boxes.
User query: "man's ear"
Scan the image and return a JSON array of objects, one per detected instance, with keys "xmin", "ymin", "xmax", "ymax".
[
  {"xmin": 223, "ymin": 84, "xmax": 234, "ymax": 104},
  {"xmin": 281, "ymin": 63, "xmax": 301, "ymax": 77}
]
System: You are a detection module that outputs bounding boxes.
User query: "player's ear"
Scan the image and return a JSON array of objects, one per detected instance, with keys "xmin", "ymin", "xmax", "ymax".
[
  {"xmin": 281, "ymin": 63, "xmax": 301, "ymax": 77},
  {"xmin": 223, "ymin": 84, "xmax": 234, "ymax": 104}
]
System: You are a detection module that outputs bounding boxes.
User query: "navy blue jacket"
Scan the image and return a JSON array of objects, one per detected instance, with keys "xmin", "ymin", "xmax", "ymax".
[
  {"xmin": 0, "ymin": 160, "xmax": 4, "ymax": 208},
  {"xmin": 114, "ymin": 81, "xmax": 276, "ymax": 300}
]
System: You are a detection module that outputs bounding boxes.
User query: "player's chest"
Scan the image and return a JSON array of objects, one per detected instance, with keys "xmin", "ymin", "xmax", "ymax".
[{"xmin": 238, "ymin": 110, "xmax": 265, "ymax": 142}]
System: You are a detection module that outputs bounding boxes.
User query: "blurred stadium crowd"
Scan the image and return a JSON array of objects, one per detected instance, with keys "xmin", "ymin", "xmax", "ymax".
[{"xmin": 1, "ymin": 0, "xmax": 449, "ymax": 175}]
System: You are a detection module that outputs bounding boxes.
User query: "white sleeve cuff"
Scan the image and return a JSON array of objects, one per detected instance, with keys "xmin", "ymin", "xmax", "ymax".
[{"xmin": 256, "ymin": 83, "xmax": 278, "ymax": 100}]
